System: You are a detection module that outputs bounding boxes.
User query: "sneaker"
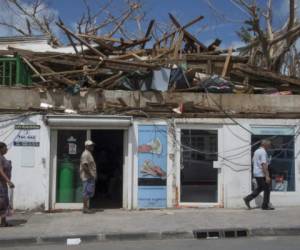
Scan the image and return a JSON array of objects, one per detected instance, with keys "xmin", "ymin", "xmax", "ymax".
[
  {"xmin": 261, "ymin": 207, "xmax": 275, "ymax": 210},
  {"xmin": 82, "ymin": 208, "xmax": 95, "ymax": 214},
  {"xmin": 243, "ymin": 197, "xmax": 251, "ymax": 209}
]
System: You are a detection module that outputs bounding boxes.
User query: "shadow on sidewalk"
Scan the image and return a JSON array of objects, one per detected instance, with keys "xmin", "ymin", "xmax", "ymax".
[{"xmin": 7, "ymin": 219, "xmax": 27, "ymax": 227}]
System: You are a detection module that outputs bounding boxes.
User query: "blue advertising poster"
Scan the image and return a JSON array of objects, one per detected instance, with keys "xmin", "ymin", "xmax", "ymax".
[{"xmin": 138, "ymin": 125, "xmax": 167, "ymax": 208}]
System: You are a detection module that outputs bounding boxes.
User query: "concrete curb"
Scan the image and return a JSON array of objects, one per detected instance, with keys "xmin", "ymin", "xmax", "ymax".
[
  {"xmin": 0, "ymin": 237, "xmax": 37, "ymax": 246},
  {"xmin": 249, "ymin": 227, "xmax": 300, "ymax": 237},
  {"xmin": 161, "ymin": 231, "xmax": 194, "ymax": 239},
  {"xmin": 1, "ymin": 227, "xmax": 300, "ymax": 246},
  {"xmin": 105, "ymin": 232, "xmax": 161, "ymax": 241},
  {"xmin": 40, "ymin": 234, "xmax": 99, "ymax": 244},
  {"xmin": 0, "ymin": 231, "xmax": 192, "ymax": 246}
]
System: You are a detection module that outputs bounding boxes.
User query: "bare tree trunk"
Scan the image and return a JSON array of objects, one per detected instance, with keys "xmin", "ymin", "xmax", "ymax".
[
  {"xmin": 271, "ymin": 0, "xmax": 298, "ymax": 72},
  {"xmin": 232, "ymin": 0, "xmax": 299, "ymax": 74}
]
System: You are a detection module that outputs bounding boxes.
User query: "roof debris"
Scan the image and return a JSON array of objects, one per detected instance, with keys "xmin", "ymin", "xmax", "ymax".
[{"xmin": 1, "ymin": 14, "xmax": 299, "ymax": 96}]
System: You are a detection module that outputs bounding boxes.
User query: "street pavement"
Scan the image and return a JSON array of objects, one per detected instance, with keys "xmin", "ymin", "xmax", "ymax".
[
  {"xmin": 1, "ymin": 207, "xmax": 300, "ymax": 246},
  {"xmin": 1, "ymin": 237, "xmax": 300, "ymax": 250}
]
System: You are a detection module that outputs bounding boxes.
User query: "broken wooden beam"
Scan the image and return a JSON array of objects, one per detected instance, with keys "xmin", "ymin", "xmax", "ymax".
[
  {"xmin": 99, "ymin": 72, "xmax": 124, "ymax": 88},
  {"xmin": 21, "ymin": 56, "xmax": 47, "ymax": 82},
  {"xmin": 117, "ymin": 37, "xmax": 152, "ymax": 50},
  {"xmin": 76, "ymin": 34, "xmax": 115, "ymax": 52},
  {"xmin": 32, "ymin": 67, "xmax": 109, "ymax": 78},
  {"xmin": 221, "ymin": 48, "xmax": 233, "ymax": 78},
  {"xmin": 141, "ymin": 19, "xmax": 155, "ymax": 49},
  {"xmin": 58, "ymin": 19, "xmax": 79, "ymax": 55},
  {"xmin": 173, "ymin": 31, "xmax": 184, "ymax": 59},
  {"xmin": 102, "ymin": 58, "xmax": 160, "ymax": 72},
  {"xmin": 168, "ymin": 13, "xmax": 208, "ymax": 51},
  {"xmin": 232, "ymin": 64, "xmax": 300, "ymax": 87},
  {"xmin": 33, "ymin": 62, "xmax": 76, "ymax": 86},
  {"xmin": 153, "ymin": 15, "xmax": 204, "ymax": 48},
  {"xmin": 56, "ymin": 22, "xmax": 106, "ymax": 58},
  {"xmin": 185, "ymin": 54, "xmax": 248, "ymax": 63}
]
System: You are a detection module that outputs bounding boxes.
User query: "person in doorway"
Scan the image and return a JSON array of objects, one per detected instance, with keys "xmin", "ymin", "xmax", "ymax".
[
  {"xmin": 80, "ymin": 140, "xmax": 97, "ymax": 214},
  {"xmin": 0, "ymin": 142, "xmax": 15, "ymax": 227},
  {"xmin": 243, "ymin": 140, "xmax": 274, "ymax": 210}
]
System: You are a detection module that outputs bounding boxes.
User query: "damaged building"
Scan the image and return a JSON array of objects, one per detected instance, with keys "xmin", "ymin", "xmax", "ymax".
[{"xmin": 0, "ymin": 14, "xmax": 300, "ymax": 211}]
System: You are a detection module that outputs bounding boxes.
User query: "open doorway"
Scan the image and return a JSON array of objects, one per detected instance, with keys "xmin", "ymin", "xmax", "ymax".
[{"xmin": 90, "ymin": 130, "xmax": 124, "ymax": 209}]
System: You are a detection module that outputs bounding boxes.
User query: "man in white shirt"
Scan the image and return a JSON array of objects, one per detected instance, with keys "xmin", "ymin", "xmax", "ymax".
[
  {"xmin": 80, "ymin": 140, "xmax": 97, "ymax": 214},
  {"xmin": 243, "ymin": 139, "xmax": 274, "ymax": 210}
]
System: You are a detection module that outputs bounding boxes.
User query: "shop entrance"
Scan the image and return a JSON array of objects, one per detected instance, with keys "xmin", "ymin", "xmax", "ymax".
[
  {"xmin": 180, "ymin": 129, "xmax": 218, "ymax": 203},
  {"xmin": 90, "ymin": 130, "xmax": 124, "ymax": 209}
]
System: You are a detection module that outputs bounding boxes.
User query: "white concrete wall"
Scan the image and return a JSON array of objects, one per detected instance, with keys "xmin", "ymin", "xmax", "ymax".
[
  {"xmin": 223, "ymin": 119, "xmax": 300, "ymax": 208},
  {"xmin": 2, "ymin": 115, "xmax": 300, "ymax": 210},
  {"xmin": 222, "ymin": 123, "xmax": 252, "ymax": 208},
  {"xmin": 0, "ymin": 114, "xmax": 50, "ymax": 210},
  {"xmin": 173, "ymin": 118, "xmax": 300, "ymax": 208}
]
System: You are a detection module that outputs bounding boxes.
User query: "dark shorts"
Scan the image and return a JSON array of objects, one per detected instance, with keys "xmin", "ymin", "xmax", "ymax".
[{"xmin": 82, "ymin": 179, "xmax": 95, "ymax": 199}]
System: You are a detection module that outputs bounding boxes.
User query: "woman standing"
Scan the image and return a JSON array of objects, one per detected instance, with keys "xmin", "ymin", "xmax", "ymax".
[{"xmin": 0, "ymin": 142, "xmax": 14, "ymax": 227}]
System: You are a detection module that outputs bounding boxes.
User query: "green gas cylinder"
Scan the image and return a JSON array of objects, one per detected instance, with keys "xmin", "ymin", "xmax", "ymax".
[{"xmin": 57, "ymin": 158, "xmax": 75, "ymax": 203}]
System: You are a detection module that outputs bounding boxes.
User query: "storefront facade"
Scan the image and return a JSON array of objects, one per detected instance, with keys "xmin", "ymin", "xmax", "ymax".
[
  {"xmin": 1, "ymin": 114, "xmax": 300, "ymax": 211},
  {"xmin": 46, "ymin": 115, "xmax": 133, "ymax": 210}
]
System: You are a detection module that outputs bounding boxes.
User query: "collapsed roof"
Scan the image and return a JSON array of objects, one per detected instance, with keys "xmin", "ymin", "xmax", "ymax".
[{"xmin": 0, "ymin": 14, "xmax": 299, "ymax": 96}]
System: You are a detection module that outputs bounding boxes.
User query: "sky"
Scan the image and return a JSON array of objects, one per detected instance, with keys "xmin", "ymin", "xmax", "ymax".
[{"xmin": 0, "ymin": 0, "xmax": 299, "ymax": 49}]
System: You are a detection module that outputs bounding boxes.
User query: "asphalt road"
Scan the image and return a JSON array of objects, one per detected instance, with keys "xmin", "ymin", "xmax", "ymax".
[{"xmin": 1, "ymin": 237, "xmax": 300, "ymax": 250}]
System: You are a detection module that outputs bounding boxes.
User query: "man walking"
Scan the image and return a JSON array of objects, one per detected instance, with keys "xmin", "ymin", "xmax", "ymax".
[
  {"xmin": 80, "ymin": 140, "xmax": 97, "ymax": 214},
  {"xmin": 243, "ymin": 140, "xmax": 274, "ymax": 210}
]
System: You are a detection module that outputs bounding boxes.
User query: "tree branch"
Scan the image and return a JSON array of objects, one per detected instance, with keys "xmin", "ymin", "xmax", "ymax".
[
  {"xmin": 288, "ymin": 0, "xmax": 295, "ymax": 31},
  {"xmin": 270, "ymin": 24, "xmax": 300, "ymax": 46},
  {"xmin": 0, "ymin": 21, "xmax": 28, "ymax": 35},
  {"xmin": 5, "ymin": 0, "xmax": 60, "ymax": 46}
]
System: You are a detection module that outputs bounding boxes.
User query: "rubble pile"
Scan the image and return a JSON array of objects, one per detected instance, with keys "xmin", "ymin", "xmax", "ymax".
[{"xmin": 1, "ymin": 14, "xmax": 299, "ymax": 96}]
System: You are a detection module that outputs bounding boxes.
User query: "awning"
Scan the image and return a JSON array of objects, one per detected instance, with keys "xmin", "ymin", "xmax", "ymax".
[{"xmin": 45, "ymin": 115, "xmax": 132, "ymax": 129}]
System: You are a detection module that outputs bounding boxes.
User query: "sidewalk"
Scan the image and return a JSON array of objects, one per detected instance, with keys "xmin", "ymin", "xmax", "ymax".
[{"xmin": 1, "ymin": 207, "xmax": 300, "ymax": 245}]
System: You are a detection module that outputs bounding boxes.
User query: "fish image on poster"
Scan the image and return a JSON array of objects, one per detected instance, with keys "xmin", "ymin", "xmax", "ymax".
[
  {"xmin": 138, "ymin": 138, "xmax": 162, "ymax": 154},
  {"xmin": 137, "ymin": 125, "xmax": 167, "ymax": 208},
  {"xmin": 140, "ymin": 160, "xmax": 166, "ymax": 179}
]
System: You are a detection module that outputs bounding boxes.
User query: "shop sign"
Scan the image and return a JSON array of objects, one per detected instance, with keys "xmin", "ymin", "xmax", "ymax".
[
  {"xmin": 67, "ymin": 136, "xmax": 77, "ymax": 155},
  {"xmin": 13, "ymin": 123, "xmax": 40, "ymax": 147},
  {"xmin": 15, "ymin": 124, "xmax": 40, "ymax": 130},
  {"xmin": 138, "ymin": 125, "xmax": 167, "ymax": 208}
]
